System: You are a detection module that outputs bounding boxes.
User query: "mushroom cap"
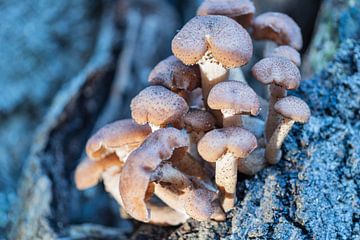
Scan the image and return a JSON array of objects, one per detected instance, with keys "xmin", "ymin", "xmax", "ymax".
[
  {"xmin": 197, "ymin": 0, "xmax": 255, "ymax": 27},
  {"xmin": 274, "ymin": 96, "xmax": 310, "ymax": 123},
  {"xmin": 86, "ymin": 119, "xmax": 151, "ymax": 160},
  {"xmin": 119, "ymin": 128, "xmax": 189, "ymax": 222},
  {"xmin": 268, "ymin": 45, "xmax": 301, "ymax": 67},
  {"xmin": 252, "ymin": 12, "xmax": 303, "ymax": 50},
  {"xmin": 148, "ymin": 55, "xmax": 201, "ymax": 92},
  {"xmin": 183, "ymin": 109, "xmax": 216, "ymax": 133},
  {"xmin": 184, "ymin": 188, "xmax": 225, "ymax": 221},
  {"xmin": 198, "ymin": 127, "xmax": 257, "ymax": 162},
  {"xmin": 131, "ymin": 86, "xmax": 189, "ymax": 127},
  {"xmin": 207, "ymin": 80, "xmax": 260, "ymax": 115},
  {"xmin": 252, "ymin": 57, "xmax": 301, "ymax": 90},
  {"xmin": 74, "ymin": 154, "xmax": 123, "ymax": 190},
  {"xmin": 172, "ymin": 15, "xmax": 253, "ymax": 68}
]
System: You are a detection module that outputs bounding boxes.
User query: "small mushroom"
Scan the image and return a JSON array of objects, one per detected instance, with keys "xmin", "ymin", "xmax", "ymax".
[
  {"xmin": 198, "ymin": 127, "xmax": 257, "ymax": 211},
  {"xmin": 148, "ymin": 55, "xmax": 201, "ymax": 97},
  {"xmin": 265, "ymin": 96, "xmax": 310, "ymax": 164},
  {"xmin": 172, "ymin": 15, "xmax": 253, "ymax": 103},
  {"xmin": 130, "ymin": 86, "xmax": 189, "ymax": 131},
  {"xmin": 86, "ymin": 119, "xmax": 151, "ymax": 161},
  {"xmin": 207, "ymin": 81, "xmax": 260, "ymax": 127},
  {"xmin": 252, "ymin": 12, "xmax": 303, "ymax": 50},
  {"xmin": 267, "ymin": 45, "xmax": 301, "ymax": 67},
  {"xmin": 75, "ymin": 154, "xmax": 123, "ymax": 190},
  {"xmin": 252, "ymin": 57, "xmax": 301, "ymax": 142},
  {"xmin": 197, "ymin": 0, "xmax": 256, "ymax": 28},
  {"xmin": 119, "ymin": 127, "xmax": 224, "ymax": 222}
]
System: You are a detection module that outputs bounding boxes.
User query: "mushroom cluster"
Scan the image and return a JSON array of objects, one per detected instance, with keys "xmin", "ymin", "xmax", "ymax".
[{"xmin": 75, "ymin": 0, "xmax": 311, "ymax": 225}]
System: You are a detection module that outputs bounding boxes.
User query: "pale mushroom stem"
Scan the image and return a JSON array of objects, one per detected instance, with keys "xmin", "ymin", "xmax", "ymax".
[
  {"xmin": 263, "ymin": 41, "xmax": 278, "ymax": 59},
  {"xmin": 198, "ymin": 51, "xmax": 229, "ymax": 103},
  {"xmin": 265, "ymin": 118, "xmax": 295, "ymax": 164},
  {"xmin": 148, "ymin": 204, "xmax": 189, "ymax": 226},
  {"xmin": 265, "ymin": 84, "xmax": 287, "ymax": 142},
  {"xmin": 149, "ymin": 123, "xmax": 161, "ymax": 132},
  {"xmin": 222, "ymin": 110, "xmax": 242, "ymax": 128},
  {"xmin": 215, "ymin": 152, "xmax": 238, "ymax": 212}
]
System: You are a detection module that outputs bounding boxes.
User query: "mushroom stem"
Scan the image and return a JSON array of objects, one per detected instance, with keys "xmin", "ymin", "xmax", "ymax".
[
  {"xmin": 215, "ymin": 152, "xmax": 238, "ymax": 212},
  {"xmin": 265, "ymin": 118, "xmax": 295, "ymax": 164},
  {"xmin": 198, "ymin": 51, "xmax": 229, "ymax": 103},
  {"xmin": 148, "ymin": 204, "xmax": 189, "ymax": 226},
  {"xmin": 265, "ymin": 84, "xmax": 287, "ymax": 142},
  {"xmin": 263, "ymin": 41, "xmax": 278, "ymax": 59},
  {"xmin": 229, "ymin": 68, "xmax": 247, "ymax": 84},
  {"xmin": 222, "ymin": 109, "xmax": 242, "ymax": 128},
  {"xmin": 149, "ymin": 123, "xmax": 161, "ymax": 132},
  {"xmin": 238, "ymin": 148, "xmax": 267, "ymax": 175}
]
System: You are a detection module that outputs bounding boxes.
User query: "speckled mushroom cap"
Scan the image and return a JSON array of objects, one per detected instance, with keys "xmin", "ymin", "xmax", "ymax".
[
  {"xmin": 86, "ymin": 119, "xmax": 151, "ymax": 160},
  {"xmin": 130, "ymin": 86, "xmax": 189, "ymax": 127},
  {"xmin": 148, "ymin": 55, "xmax": 201, "ymax": 92},
  {"xmin": 198, "ymin": 127, "xmax": 257, "ymax": 162},
  {"xmin": 252, "ymin": 57, "xmax": 301, "ymax": 90},
  {"xmin": 252, "ymin": 12, "xmax": 303, "ymax": 50},
  {"xmin": 184, "ymin": 189, "xmax": 225, "ymax": 221},
  {"xmin": 172, "ymin": 15, "xmax": 253, "ymax": 68},
  {"xmin": 119, "ymin": 128, "xmax": 189, "ymax": 222},
  {"xmin": 274, "ymin": 96, "xmax": 310, "ymax": 123},
  {"xmin": 183, "ymin": 109, "xmax": 216, "ymax": 133},
  {"xmin": 207, "ymin": 81, "xmax": 260, "ymax": 115},
  {"xmin": 197, "ymin": 0, "xmax": 255, "ymax": 28},
  {"xmin": 268, "ymin": 45, "xmax": 301, "ymax": 67}
]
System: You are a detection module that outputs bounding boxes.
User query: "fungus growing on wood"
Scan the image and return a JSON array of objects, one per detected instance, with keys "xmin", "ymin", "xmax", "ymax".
[
  {"xmin": 197, "ymin": 0, "xmax": 256, "ymax": 28},
  {"xmin": 198, "ymin": 127, "xmax": 257, "ymax": 211},
  {"xmin": 265, "ymin": 96, "xmax": 310, "ymax": 164},
  {"xmin": 252, "ymin": 57, "xmax": 301, "ymax": 141},
  {"xmin": 172, "ymin": 15, "xmax": 253, "ymax": 102},
  {"xmin": 130, "ymin": 86, "xmax": 189, "ymax": 131}
]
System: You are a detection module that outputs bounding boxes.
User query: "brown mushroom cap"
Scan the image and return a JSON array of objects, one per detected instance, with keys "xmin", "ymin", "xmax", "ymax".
[
  {"xmin": 274, "ymin": 96, "xmax": 310, "ymax": 123},
  {"xmin": 172, "ymin": 15, "xmax": 253, "ymax": 68},
  {"xmin": 198, "ymin": 127, "xmax": 257, "ymax": 162},
  {"xmin": 148, "ymin": 55, "xmax": 201, "ymax": 92},
  {"xmin": 119, "ymin": 127, "xmax": 189, "ymax": 222},
  {"xmin": 268, "ymin": 45, "xmax": 301, "ymax": 67},
  {"xmin": 252, "ymin": 57, "xmax": 301, "ymax": 90},
  {"xmin": 75, "ymin": 154, "xmax": 123, "ymax": 190},
  {"xmin": 184, "ymin": 189, "xmax": 225, "ymax": 221},
  {"xmin": 207, "ymin": 80, "xmax": 260, "ymax": 115},
  {"xmin": 183, "ymin": 109, "xmax": 216, "ymax": 133},
  {"xmin": 130, "ymin": 86, "xmax": 189, "ymax": 127},
  {"xmin": 197, "ymin": 0, "xmax": 255, "ymax": 28},
  {"xmin": 86, "ymin": 119, "xmax": 151, "ymax": 160},
  {"xmin": 252, "ymin": 12, "xmax": 303, "ymax": 50}
]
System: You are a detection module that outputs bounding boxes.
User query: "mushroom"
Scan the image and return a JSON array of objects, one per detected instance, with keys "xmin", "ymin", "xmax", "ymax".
[
  {"xmin": 252, "ymin": 12, "xmax": 303, "ymax": 51},
  {"xmin": 75, "ymin": 154, "xmax": 123, "ymax": 190},
  {"xmin": 198, "ymin": 127, "xmax": 257, "ymax": 211},
  {"xmin": 265, "ymin": 96, "xmax": 310, "ymax": 164},
  {"xmin": 237, "ymin": 148, "xmax": 267, "ymax": 175},
  {"xmin": 197, "ymin": 0, "xmax": 256, "ymax": 28},
  {"xmin": 148, "ymin": 55, "xmax": 201, "ymax": 100},
  {"xmin": 172, "ymin": 15, "xmax": 253, "ymax": 103},
  {"xmin": 119, "ymin": 127, "xmax": 224, "ymax": 222},
  {"xmin": 85, "ymin": 119, "xmax": 151, "ymax": 161},
  {"xmin": 207, "ymin": 81, "xmax": 260, "ymax": 128},
  {"xmin": 188, "ymin": 88, "xmax": 205, "ymax": 110},
  {"xmin": 252, "ymin": 57, "xmax": 301, "ymax": 142},
  {"xmin": 266, "ymin": 45, "xmax": 301, "ymax": 67},
  {"xmin": 130, "ymin": 86, "xmax": 189, "ymax": 131}
]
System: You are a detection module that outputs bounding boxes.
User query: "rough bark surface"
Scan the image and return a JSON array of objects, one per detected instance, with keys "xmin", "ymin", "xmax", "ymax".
[{"xmin": 2, "ymin": 0, "xmax": 360, "ymax": 239}]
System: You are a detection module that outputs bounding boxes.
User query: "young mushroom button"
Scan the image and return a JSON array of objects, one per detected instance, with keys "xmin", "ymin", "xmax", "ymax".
[
  {"xmin": 207, "ymin": 81, "xmax": 260, "ymax": 128},
  {"xmin": 130, "ymin": 86, "xmax": 189, "ymax": 131},
  {"xmin": 197, "ymin": 0, "xmax": 256, "ymax": 28},
  {"xmin": 252, "ymin": 12, "xmax": 303, "ymax": 50},
  {"xmin": 85, "ymin": 119, "xmax": 151, "ymax": 161},
  {"xmin": 148, "ymin": 55, "xmax": 201, "ymax": 94},
  {"xmin": 265, "ymin": 96, "xmax": 310, "ymax": 164},
  {"xmin": 252, "ymin": 57, "xmax": 301, "ymax": 142},
  {"xmin": 198, "ymin": 127, "xmax": 257, "ymax": 212},
  {"xmin": 172, "ymin": 15, "xmax": 253, "ymax": 103}
]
